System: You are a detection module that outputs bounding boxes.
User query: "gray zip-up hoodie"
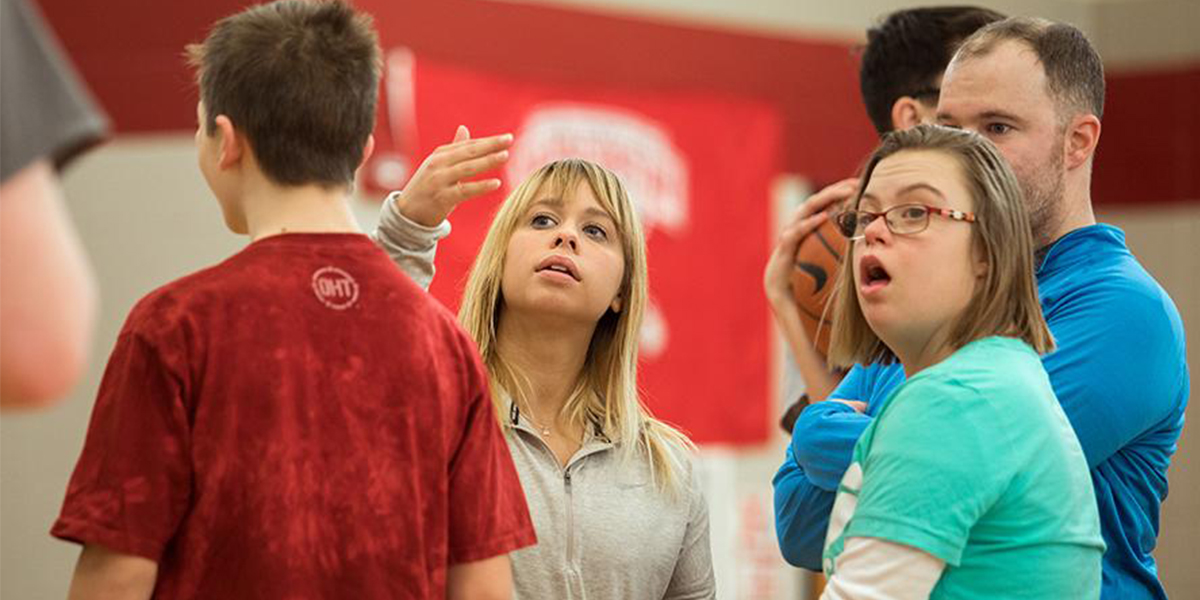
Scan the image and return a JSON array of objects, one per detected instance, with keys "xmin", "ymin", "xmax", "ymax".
[
  {"xmin": 504, "ymin": 406, "xmax": 715, "ymax": 599},
  {"xmin": 373, "ymin": 196, "xmax": 717, "ymax": 599}
]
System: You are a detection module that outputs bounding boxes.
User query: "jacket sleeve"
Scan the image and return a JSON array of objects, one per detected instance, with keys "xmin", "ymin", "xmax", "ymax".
[
  {"xmin": 773, "ymin": 400, "xmax": 874, "ymax": 570},
  {"xmin": 791, "ymin": 402, "xmax": 874, "ymax": 491},
  {"xmin": 773, "ymin": 444, "xmax": 834, "ymax": 570},
  {"xmin": 369, "ymin": 191, "xmax": 451, "ymax": 291}
]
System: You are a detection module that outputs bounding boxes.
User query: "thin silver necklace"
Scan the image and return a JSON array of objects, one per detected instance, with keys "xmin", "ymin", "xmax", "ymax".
[{"xmin": 520, "ymin": 401, "xmax": 554, "ymax": 438}]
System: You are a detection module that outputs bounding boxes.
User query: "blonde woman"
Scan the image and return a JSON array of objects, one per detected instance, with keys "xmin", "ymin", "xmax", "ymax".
[
  {"xmin": 373, "ymin": 128, "xmax": 715, "ymax": 599},
  {"xmin": 813, "ymin": 125, "xmax": 1104, "ymax": 599}
]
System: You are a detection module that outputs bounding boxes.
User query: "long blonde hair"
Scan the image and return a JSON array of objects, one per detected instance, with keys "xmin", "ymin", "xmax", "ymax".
[{"xmin": 458, "ymin": 158, "xmax": 694, "ymax": 495}]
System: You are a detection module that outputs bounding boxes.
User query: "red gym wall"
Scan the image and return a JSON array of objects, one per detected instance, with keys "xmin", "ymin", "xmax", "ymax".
[{"xmin": 37, "ymin": 0, "xmax": 1199, "ymax": 206}]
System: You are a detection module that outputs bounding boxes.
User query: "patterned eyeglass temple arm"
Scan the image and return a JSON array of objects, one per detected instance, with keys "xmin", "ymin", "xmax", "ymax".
[{"xmin": 931, "ymin": 207, "xmax": 977, "ymax": 223}]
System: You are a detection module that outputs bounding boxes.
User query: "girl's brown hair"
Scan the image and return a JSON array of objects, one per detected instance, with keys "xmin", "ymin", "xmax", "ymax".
[{"xmin": 828, "ymin": 124, "xmax": 1054, "ymax": 368}]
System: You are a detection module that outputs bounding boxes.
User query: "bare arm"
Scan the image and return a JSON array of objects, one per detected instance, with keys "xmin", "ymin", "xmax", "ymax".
[
  {"xmin": 764, "ymin": 178, "xmax": 857, "ymax": 401},
  {"xmin": 66, "ymin": 544, "xmax": 157, "ymax": 600},
  {"xmin": 446, "ymin": 554, "xmax": 513, "ymax": 600},
  {"xmin": 0, "ymin": 158, "xmax": 97, "ymax": 407}
]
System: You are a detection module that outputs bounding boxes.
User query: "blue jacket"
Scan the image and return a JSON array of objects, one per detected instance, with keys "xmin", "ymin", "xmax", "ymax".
[{"xmin": 773, "ymin": 224, "xmax": 1189, "ymax": 600}]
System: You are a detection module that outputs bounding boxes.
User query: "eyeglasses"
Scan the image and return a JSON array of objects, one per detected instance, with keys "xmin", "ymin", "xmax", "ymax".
[{"xmin": 835, "ymin": 203, "xmax": 977, "ymax": 240}]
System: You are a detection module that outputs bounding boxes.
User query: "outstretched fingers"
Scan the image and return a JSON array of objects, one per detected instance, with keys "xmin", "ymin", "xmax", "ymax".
[
  {"xmin": 437, "ymin": 133, "xmax": 514, "ymax": 168},
  {"xmin": 453, "ymin": 178, "xmax": 503, "ymax": 201}
]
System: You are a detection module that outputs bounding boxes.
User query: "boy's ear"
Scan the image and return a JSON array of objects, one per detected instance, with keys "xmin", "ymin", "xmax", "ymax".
[
  {"xmin": 358, "ymin": 134, "xmax": 376, "ymax": 170},
  {"xmin": 214, "ymin": 115, "xmax": 243, "ymax": 170},
  {"xmin": 890, "ymin": 97, "xmax": 928, "ymax": 131}
]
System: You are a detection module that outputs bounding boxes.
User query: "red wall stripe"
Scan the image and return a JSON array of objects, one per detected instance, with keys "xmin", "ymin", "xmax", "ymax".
[
  {"xmin": 35, "ymin": 0, "xmax": 1199, "ymax": 205},
  {"xmin": 1094, "ymin": 64, "xmax": 1200, "ymax": 206}
]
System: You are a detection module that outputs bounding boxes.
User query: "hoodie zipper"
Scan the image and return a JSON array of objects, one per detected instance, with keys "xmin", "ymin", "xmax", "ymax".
[
  {"xmin": 509, "ymin": 408, "xmax": 611, "ymax": 585},
  {"xmin": 564, "ymin": 468, "xmax": 575, "ymax": 568}
]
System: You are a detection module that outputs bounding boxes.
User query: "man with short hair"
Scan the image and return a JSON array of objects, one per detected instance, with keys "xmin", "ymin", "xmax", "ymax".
[
  {"xmin": 51, "ymin": 2, "xmax": 535, "ymax": 598},
  {"xmin": 781, "ymin": 17, "xmax": 1189, "ymax": 599}
]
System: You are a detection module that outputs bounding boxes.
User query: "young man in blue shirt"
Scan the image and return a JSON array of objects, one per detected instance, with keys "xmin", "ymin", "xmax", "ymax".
[{"xmin": 773, "ymin": 17, "xmax": 1189, "ymax": 600}]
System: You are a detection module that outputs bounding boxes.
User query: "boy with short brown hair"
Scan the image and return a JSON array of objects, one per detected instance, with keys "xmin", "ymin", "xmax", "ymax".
[{"xmin": 52, "ymin": 2, "xmax": 534, "ymax": 598}]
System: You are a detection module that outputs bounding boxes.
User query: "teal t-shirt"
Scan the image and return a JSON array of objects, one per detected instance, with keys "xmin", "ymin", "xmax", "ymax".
[{"xmin": 823, "ymin": 336, "xmax": 1104, "ymax": 599}]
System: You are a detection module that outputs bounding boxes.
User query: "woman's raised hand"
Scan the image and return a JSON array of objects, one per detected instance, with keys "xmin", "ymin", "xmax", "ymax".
[{"xmin": 393, "ymin": 125, "xmax": 514, "ymax": 227}]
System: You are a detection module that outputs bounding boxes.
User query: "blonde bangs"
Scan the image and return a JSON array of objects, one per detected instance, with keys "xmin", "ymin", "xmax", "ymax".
[{"xmin": 457, "ymin": 158, "xmax": 694, "ymax": 496}]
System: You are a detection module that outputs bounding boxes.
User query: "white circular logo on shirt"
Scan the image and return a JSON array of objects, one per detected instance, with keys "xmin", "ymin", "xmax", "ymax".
[{"xmin": 311, "ymin": 266, "xmax": 359, "ymax": 310}]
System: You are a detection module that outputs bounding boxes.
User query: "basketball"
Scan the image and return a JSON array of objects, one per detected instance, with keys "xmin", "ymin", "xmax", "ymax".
[{"xmin": 789, "ymin": 215, "xmax": 846, "ymax": 356}]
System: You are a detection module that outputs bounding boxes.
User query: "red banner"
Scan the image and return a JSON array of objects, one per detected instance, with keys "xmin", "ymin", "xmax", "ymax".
[{"xmin": 365, "ymin": 53, "xmax": 782, "ymax": 446}]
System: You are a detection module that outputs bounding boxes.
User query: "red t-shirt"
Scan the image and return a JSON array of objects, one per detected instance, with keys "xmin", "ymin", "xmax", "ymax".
[{"xmin": 53, "ymin": 233, "xmax": 535, "ymax": 599}]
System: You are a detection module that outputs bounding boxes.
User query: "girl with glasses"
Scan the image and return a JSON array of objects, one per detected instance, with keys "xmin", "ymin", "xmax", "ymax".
[
  {"xmin": 819, "ymin": 124, "xmax": 1103, "ymax": 599},
  {"xmin": 374, "ymin": 135, "xmax": 715, "ymax": 599}
]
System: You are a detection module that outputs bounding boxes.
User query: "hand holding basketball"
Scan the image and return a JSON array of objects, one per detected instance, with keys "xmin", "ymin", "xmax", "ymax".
[
  {"xmin": 764, "ymin": 178, "xmax": 857, "ymax": 305},
  {"xmin": 764, "ymin": 177, "xmax": 858, "ymax": 355}
]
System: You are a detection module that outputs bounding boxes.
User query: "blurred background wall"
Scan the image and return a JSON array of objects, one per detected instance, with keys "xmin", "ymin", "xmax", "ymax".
[{"xmin": 2, "ymin": 1, "xmax": 1196, "ymax": 598}]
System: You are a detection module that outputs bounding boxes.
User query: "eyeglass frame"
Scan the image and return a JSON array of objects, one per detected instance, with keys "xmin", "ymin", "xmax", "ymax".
[{"xmin": 835, "ymin": 203, "xmax": 977, "ymax": 241}]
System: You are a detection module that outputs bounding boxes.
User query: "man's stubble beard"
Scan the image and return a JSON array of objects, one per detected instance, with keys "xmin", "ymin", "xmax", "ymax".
[{"xmin": 1021, "ymin": 138, "xmax": 1067, "ymax": 249}]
